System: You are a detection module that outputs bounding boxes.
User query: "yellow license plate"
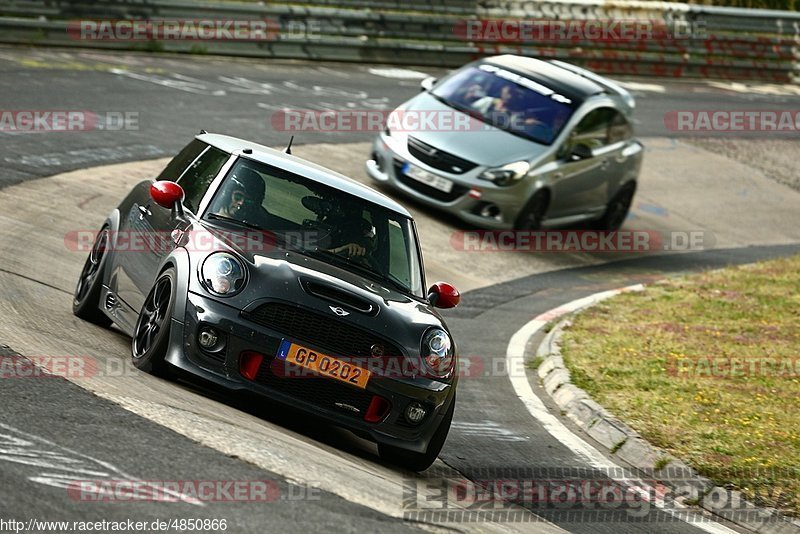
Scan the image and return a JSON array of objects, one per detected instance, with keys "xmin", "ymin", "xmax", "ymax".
[{"xmin": 276, "ymin": 340, "xmax": 370, "ymax": 389}]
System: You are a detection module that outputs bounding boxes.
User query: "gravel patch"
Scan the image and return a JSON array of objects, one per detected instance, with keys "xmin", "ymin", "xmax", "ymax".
[{"xmin": 686, "ymin": 138, "xmax": 800, "ymax": 193}]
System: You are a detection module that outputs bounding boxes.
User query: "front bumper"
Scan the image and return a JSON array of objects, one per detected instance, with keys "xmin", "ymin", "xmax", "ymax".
[
  {"xmin": 165, "ymin": 291, "xmax": 455, "ymax": 453},
  {"xmin": 367, "ymin": 134, "xmax": 527, "ymax": 229}
]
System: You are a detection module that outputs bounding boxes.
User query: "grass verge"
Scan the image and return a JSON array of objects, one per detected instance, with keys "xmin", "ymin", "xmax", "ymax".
[{"xmin": 560, "ymin": 254, "xmax": 800, "ymax": 516}]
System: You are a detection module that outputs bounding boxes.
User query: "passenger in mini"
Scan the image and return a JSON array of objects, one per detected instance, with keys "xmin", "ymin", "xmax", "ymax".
[{"xmin": 328, "ymin": 217, "xmax": 376, "ymax": 259}]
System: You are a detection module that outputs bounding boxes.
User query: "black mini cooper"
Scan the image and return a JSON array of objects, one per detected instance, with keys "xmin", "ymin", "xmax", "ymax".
[{"xmin": 73, "ymin": 133, "xmax": 460, "ymax": 471}]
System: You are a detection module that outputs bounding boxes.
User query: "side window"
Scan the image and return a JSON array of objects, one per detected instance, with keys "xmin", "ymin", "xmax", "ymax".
[
  {"xmin": 178, "ymin": 147, "xmax": 230, "ymax": 213},
  {"xmin": 156, "ymin": 139, "xmax": 206, "ymax": 182},
  {"xmin": 607, "ymin": 111, "xmax": 633, "ymax": 144},
  {"xmin": 572, "ymin": 108, "xmax": 615, "ymax": 149}
]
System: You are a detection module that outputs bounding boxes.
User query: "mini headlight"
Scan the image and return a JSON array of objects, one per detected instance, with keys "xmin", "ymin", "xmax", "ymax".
[
  {"xmin": 478, "ymin": 161, "xmax": 531, "ymax": 186},
  {"xmin": 421, "ymin": 328, "xmax": 454, "ymax": 378},
  {"xmin": 201, "ymin": 252, "xmax": 246, "ymax": 296}
]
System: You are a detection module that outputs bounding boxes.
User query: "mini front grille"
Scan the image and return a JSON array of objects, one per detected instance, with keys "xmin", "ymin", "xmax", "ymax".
[
  {"xmin": 407, "ymin": 137, "xmax": 477, "ymax": 175},
  {"xmin": 242, "ymin": 302, "xmax": 403, "ymax": 360},
  {"xmin": 255, "ymin": 360, "xmax": 374, "ymax": 418}
]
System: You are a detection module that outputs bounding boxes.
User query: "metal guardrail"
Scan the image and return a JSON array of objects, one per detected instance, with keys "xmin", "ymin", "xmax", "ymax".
[{"xmin": 0, "ymin": 0, "xmax": 797, "ymax": 82}]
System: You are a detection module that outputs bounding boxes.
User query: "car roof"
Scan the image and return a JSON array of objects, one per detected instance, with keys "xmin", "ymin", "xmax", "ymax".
[
  {"xmin": 482, "ymin": 55, "xmax": 605, "ymax": 103},
  {"xmin": 197, "ymin": 133, "xmax": 411, "ymax": 218}
]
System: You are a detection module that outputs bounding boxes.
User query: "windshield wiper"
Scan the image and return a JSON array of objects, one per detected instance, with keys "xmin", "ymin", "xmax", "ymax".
[
  {"xmin": 383, "ymin": 272, "xmax": 414, "ymax": 295},
  {"xmin": 206, "ymin": 213, "xmax": 264, "ymax": 231},
  {"xmin": 430, "ymin": 93, "xmax": 479, "ymax": 117}
]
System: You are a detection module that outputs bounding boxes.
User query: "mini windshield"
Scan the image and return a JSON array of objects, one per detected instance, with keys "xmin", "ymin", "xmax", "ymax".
[
  {"xmin": 431, "ymin": 64, "xmax": 576, "ymax": 145},
  {"xmin": 205, "ymin": 158, "xmax": 425, "ymax": 297}
]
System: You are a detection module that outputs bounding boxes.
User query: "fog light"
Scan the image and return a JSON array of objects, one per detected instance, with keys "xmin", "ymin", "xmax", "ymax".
[
  {"xmin": 198, "ymin": 327, "xmax": 220, "ymax": 349},
  {"xmin": 479, "ymin": 203, "xmax": 501, "ymax": 219},
  {"xmin": 405, "ymin": 402, "xmax": 427, "ymax": 425}
]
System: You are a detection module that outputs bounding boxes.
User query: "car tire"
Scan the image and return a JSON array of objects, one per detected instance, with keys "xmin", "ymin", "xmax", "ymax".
[
  {"xmin": 131, "ymin": 267, "xmax": 177, "ymax": 377},
  {"xmin": 72, "ymin": 226, "xmax": 113, "ymax": 327},
  {"xmin": 378, "ymin": 395, "xmax": 455, "ymax": 472},
  {"xmin": 514, "ymin": 191, "xmax": 548, "ymax": 230},
  {"xmin": 596, "ymin": 182, "xmax": 636, "ymax": 231}
]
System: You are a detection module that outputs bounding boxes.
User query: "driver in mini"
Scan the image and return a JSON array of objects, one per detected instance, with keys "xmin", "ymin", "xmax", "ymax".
[{"xmin": 215, "ymin": 168, "xmax": 265, "ymax": 220}]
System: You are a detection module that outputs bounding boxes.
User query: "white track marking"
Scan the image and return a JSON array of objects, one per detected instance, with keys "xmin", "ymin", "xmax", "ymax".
[
  {"xmin": 707, "ymin": 81, "xmax": 800, "ymax": 96},
  {"xmin": 0, "ymin": 422, "xmax": 203, "ymax": 506},
  {"xmin": 614, "ymin": 81, "xmax": 666, "ymax": 93},
  {"xmin": 367, "ymin": 67, "xmax": 430, "ymax": 80},
  {"xmin": 451, "ymin": 420, "xmax": 529, "ymax": 442},
  {"xmin": 506, "ymin": 285, "xmax": 740, "ymax": 533}
]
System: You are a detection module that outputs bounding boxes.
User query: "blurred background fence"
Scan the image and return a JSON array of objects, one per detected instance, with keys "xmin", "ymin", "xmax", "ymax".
[{"xmin": 0, "ymin": 0, "xmax": 797, "ymax": 81}]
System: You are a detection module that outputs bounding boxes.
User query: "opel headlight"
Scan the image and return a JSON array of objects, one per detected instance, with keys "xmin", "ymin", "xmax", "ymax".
[
  {"xmin": 421, "ymin": 328, "xmax": 455, "ymax": 378},
  {"xmin": 200, "ymin": 252, "xmax": 246, "ymax": 296},
  {"xmin": 478, "ymin": 161, "xmax": 531, "ymax": 186}
]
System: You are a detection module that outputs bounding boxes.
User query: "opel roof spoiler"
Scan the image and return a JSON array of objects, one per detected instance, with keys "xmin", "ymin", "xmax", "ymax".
[{"xmin": 549, "ymin": 60, "xmax": 636, "ymax": 114}]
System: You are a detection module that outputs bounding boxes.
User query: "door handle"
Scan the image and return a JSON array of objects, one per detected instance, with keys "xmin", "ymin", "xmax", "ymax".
[
  {"xmin": 599, "ymin": 159, "xmax": 609, "ymax": 170},
  {"xmin": 171, "ymin": 229, "xmax": 184, "ymax": 244}
]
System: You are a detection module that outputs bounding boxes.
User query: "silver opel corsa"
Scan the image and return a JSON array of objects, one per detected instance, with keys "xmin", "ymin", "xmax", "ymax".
[{"xmin": 366, "ymin": 55, "xmax": 644, "ymax": 230}]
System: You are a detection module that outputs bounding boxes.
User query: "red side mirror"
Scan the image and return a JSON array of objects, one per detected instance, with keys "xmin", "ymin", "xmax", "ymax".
[
  {"xmin": 428, "ymin": 282, "xmax": 460, "ymax": 309},
  {"xmin": 150, "ymin": 181, "xmax": 184, "ymax": 209}
]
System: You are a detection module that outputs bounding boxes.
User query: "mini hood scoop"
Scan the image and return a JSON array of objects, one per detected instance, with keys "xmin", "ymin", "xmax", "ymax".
[{"xmin": 300, "ymin": 278, "xmax": 378, "ymax": 316}]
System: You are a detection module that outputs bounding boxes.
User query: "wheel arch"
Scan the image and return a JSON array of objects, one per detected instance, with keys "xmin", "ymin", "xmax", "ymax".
[
  {"xmin": 611, "ymin": 178, "xmax": 637, "ymax": 202},
  {"xmin": 533, "ymin": 186, "xmax": 552, "ymax": 208},
  {"xmin": 514, "ymin": 186, "xmax": 552, "ymax": 229},
  {"xmin": 100, "ymin": 209, "xmax": 121, "ymax": 289},
  {"xmin": 619, "ymin": 178, "xmax": 637, "ymax": 193},
  {"xmin": 155, "ymin": 248, "xmax": 191, "ymax": 323}
]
